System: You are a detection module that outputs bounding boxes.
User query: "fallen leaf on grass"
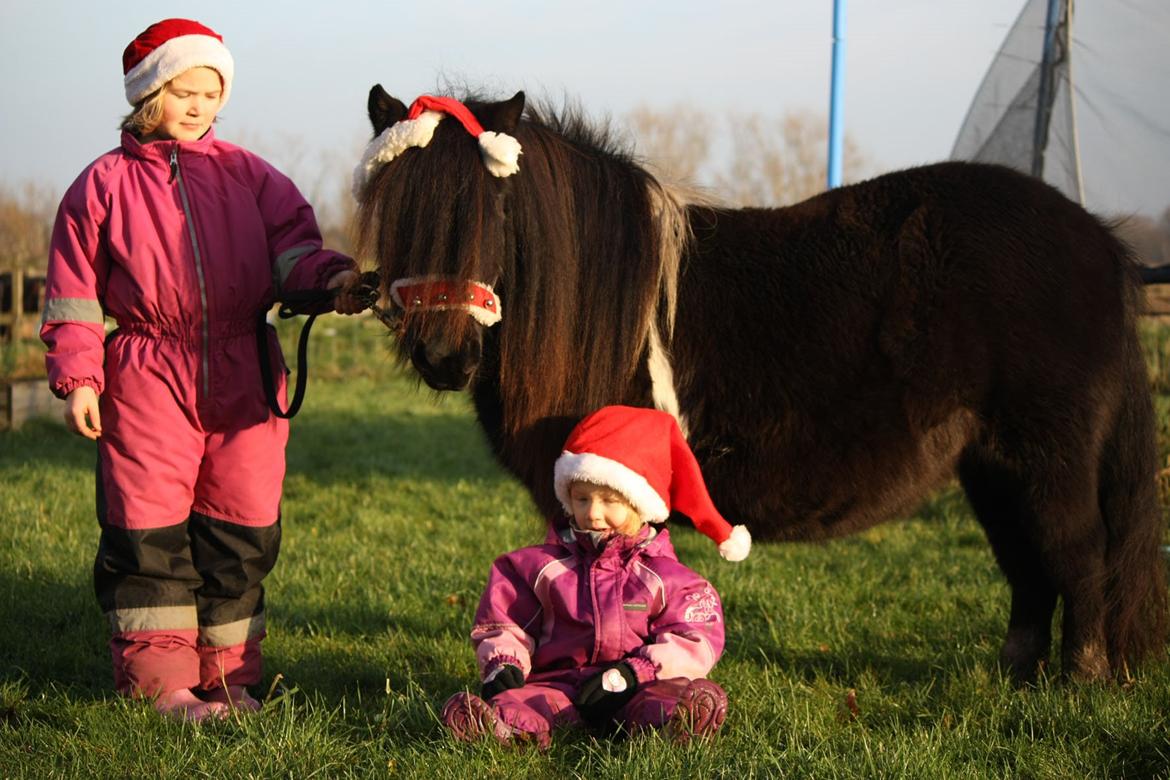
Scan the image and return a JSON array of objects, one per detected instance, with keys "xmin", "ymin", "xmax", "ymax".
[{"xmin": 836, "ymin": 688, "xmax": 860, "ymax": 722}]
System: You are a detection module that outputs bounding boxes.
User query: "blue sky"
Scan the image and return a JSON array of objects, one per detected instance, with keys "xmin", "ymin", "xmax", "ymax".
[{"xmin": 2, "ymin": 1, "xmax": 1026, "ymax": 198}]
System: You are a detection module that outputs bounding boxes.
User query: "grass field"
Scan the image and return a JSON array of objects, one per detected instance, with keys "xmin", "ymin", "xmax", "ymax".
[{"xmin": 2, "ymin": 316, "xmax": 1169, "ymax": 778}]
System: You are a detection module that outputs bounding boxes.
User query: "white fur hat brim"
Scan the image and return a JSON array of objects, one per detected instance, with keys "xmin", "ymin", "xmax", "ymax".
[
  {"xmin": 554, "ymin": 451, "xmax": 670, "ymax": 524},
  {"xmin": 124, "ymin": 33, "xmax": 234, "ymax": 107}
]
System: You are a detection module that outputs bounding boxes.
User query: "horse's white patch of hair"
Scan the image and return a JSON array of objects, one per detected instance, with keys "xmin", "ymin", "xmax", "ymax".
[
  {"xmin": 647, "ymin": 319, "xmax": 689, "ymax": 439},
  {"xmin": 643, "ymin": 179, "xmax": 694, "ymax": 437}
]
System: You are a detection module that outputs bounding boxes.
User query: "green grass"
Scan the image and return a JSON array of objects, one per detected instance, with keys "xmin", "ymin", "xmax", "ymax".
[{"xmin": 2, "ymin": 315, "xmax": 1169, "ymax": 778}]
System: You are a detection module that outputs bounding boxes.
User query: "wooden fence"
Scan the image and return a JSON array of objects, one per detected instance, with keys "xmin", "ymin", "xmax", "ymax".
[
  {"xmin": 1, "ymin": 268, "xmax": 46, "ymax": 343},
  {"xmin": 1, "ymin": 268, "xmax": 56, "ymax": 429}
]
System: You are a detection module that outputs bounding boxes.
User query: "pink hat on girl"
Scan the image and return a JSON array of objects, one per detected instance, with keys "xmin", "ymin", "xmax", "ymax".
[
  {"xmin": 123, "ymin": 18, "xmax": 234, "ymax": 106},
  {"xmin": 554, "ymin": 405, "xmax": 752, "ymax": 561}
]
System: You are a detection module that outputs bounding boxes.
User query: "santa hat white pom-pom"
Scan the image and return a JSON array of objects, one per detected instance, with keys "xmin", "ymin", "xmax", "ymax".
[
  {"xmin": 718, "ymin": 525, "xmax": 752, "ymax": 562},
  {"xmin": 478, "ymin": 131, "xmax": 522, "ymax": 177}
]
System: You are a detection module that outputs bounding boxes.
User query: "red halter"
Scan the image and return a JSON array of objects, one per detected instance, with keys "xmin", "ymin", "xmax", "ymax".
[{"xmin": 389, "ymin": 276, "xmax": 502, "ymax": 327}]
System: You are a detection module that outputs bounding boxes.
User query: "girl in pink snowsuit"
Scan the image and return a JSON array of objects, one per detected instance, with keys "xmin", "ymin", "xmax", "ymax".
[
  {"xmin": 442, "ymin": 406, "xmax": 752, "ymax": 746},
  {"xmin": 41, "ymin": 18, "xmax": 363, "ymax": 720}
]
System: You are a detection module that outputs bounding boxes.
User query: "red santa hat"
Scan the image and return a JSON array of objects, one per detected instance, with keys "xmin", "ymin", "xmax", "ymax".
[
  {"xmin": 554, "ymin": 406, "xmax": 752, "ymax": 562},
  {"xmin": 352, "ymin": 94, "xmax": 523, "ymax": 198},
  {"xmin": 123, "ymin": 18, "xmax": 234, "ymax": 106}
]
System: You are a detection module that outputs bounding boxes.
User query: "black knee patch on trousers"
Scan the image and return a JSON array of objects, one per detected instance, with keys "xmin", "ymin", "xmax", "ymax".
[
  {"xmin": 94, "ymin": 521, "xmax": 203, "ymax": 612},
  {"xmin": 190, "ymin": 511, "xmax": 281, "ymax": 628}
]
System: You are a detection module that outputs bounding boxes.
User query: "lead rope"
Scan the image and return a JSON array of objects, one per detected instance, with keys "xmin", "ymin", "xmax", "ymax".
[{"xmin": 257, "ymin": 271, "xmax": 394, "ymax": 419}]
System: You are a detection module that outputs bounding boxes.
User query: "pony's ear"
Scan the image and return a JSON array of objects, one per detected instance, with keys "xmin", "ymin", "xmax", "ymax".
[
  {"xmin": 478, "ymin": 91, "xmax": 526, "ymax": 134},
  {"xmin": 368, "ymin": 84, "xmax": 408, "ymax": 135}
]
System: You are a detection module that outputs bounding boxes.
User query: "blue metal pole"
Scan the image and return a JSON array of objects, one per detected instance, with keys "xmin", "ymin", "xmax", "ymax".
[
  {"xmin": 1031, "ymin": 0, "xmax": 1063, "ymax": 177},
  {"xmin": 828, "ymin": 0, "xmax": 846, "ymax": 188}
]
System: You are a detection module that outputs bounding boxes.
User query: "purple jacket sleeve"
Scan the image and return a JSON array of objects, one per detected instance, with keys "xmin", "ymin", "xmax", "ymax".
[
  {"xmin": 40, "ymin": 171, "xmax": 110, "ymax": 398},
  {"xmin": 469, "ymin": 553, "xmax": 542, "ymax": 680},
  {"xmin": 629, "ymin": 569, "xmax": 725, "ymax": 683},
  {"xmin": 251, "ymin": 155, "xmax": 356, "ymax": 309}
]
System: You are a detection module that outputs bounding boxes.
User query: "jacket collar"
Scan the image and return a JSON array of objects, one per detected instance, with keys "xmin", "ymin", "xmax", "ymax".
[
  {"xmin": 121, "ymin": 127, "xmax": 218, "ymax": 162},
  {"xmin": 557, "ymin": 523, "xmax": 674, "ymax": 562}
]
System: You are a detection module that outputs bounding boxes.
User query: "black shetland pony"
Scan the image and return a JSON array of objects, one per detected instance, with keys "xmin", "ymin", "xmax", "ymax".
[{"xmin": 355, "ymin": 85, "xmax": 1167, "ymax": 681}]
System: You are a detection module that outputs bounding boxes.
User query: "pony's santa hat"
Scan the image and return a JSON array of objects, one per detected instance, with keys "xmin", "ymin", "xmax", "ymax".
[
  {"xmin": 123, "ymin": 18, "xmax": 234, "ymax": 106},
  {"xmin": 352, "ymin": 94, "xmax": 522, "ymax": 198},
  {"xmin": 554, "ymin": 406, "xmax": 752, "ymax": 562}
]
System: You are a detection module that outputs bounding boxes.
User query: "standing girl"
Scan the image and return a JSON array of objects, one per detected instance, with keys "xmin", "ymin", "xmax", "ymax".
[
  {"xmin": 41, "ymin": 18, "xmax": 361, "ymax": 720},
  {"xmin": 441, "ymin": 405, "xmax": 751, "ymax": 747}
]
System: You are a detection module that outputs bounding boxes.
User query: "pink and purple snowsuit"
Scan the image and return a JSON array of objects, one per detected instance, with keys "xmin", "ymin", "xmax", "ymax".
[
  {"xmin": 41, "ymin": 129, "xmax": 354, "ymax": 697},
  {"xmin": 470, "ymin": 524, "xmax": 725, "ymax": 740}
]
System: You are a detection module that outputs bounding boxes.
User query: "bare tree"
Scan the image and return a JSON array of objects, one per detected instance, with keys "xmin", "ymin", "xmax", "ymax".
[
  {"xmin": 624, "ymin": 105, "xmax": 869, "ymax": 207},
  {"xmin": 715, "ymin": 112, "xmax": 870, "ymax": 207},
  {"xmin": 1116, "ymin": 213, "xmax": 1170, "ymax": 268},
  {"xmin": 0, "ymin": 183, "xmax": 57, "ymax": 272},
  {"xmin": 625, "ymin": 104, "xmax": 713, "ymax": 185}
]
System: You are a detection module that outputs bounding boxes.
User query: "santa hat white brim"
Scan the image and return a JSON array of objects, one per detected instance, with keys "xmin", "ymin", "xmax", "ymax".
[
  {"xmin": 554, "ymin": 451, "xmax": 670, "ymax": 524},
  {"xmin": 124, "ymin": 33, "xmax": 234, "ymax": 106}
]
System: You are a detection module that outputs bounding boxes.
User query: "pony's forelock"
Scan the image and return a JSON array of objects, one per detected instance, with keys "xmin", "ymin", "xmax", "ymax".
[{"xmin": 358, "ymin": 92, "xmax": 690, "ymax": 435}]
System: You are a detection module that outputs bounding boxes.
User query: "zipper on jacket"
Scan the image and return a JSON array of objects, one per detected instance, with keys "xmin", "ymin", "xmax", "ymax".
[{"xmin": 170, "ymin": 146, "xmax": 212, "ymax": 396}]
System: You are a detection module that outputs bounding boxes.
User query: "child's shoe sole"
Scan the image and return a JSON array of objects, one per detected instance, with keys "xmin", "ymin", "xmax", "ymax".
[
  {"xmin": 441, "ymin": 692, "xmax": 512, "ymax": 744},
  {"xmin": 666, "ymin": 679, "xmax": 727, "ymax": 744}
]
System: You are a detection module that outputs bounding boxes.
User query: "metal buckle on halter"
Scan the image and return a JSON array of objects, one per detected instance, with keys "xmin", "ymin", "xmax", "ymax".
[{"xmin": 389, "ymin": 276, "xmax": 502, "ymax": 327}]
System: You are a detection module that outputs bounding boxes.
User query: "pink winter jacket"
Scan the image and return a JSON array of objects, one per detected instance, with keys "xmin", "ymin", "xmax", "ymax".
[
  {"xmin": 471, "ymin": 526, "xmax": 725, "ymax": 687},
  {"xmin": 41, "ymin": 129, "xmax": 353, "ymax": 399}
]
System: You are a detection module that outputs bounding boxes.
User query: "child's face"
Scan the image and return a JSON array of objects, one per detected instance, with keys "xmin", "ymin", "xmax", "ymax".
[
  {"xmin": 147, "ymin": 67, "xmax": 223, "ymax": 142},
  {"xmin": 568, "ymin": 482, "xmax": 643, "ymax": 538}
]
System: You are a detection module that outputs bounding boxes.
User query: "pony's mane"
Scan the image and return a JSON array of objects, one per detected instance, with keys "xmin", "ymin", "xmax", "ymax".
[
  {"xmin": 358, "ymin": 93, "xmax": 691, "ymax": 435},
  {"xmin": 504, "ymin": 99, "xmax": 693, "ymax": 434}
]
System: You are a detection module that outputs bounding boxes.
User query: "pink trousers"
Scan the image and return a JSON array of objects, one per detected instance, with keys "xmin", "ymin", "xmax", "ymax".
[
  {"xmin": 95, "ymin": 327, "xmax": 287, "ymax": 697},
  {"xmin": 488, "ymin": 669, "xmax": 696, "ymax": 740}
]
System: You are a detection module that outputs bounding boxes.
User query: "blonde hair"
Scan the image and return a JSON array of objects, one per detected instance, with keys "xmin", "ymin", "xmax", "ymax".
[
  {"xmin": 120, "ymin": 87, "xmax": 167, "ymax": 135},
  {"xmin": 119, "ymin": 78, "xmax": 222, "ymax": 137}
]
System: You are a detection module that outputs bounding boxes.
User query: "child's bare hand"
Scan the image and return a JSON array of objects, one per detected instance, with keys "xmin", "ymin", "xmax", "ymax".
[
  {"xmin": 327, "ymin": 270, "xmax": 364, "ymax": 315},
  {"xmin": 64, "ymin": 386, "xmax": 102, "ymax": 440}
]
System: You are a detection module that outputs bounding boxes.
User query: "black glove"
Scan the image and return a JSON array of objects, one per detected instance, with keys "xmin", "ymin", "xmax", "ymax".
[
  {"xmin": 574, "ymin": 662, "xmax": 639, "ymax": 728},
  {"xmin": 480, "ymin": 663, "xmax": 524, "ymax": 701}
]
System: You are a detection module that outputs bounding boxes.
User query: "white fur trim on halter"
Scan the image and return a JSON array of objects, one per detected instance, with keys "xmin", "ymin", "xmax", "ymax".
[
  {"xmin": 351, "ymin": 110, "xmax": 443, "ymax": 199},
  {"xmin": 554, "ymin": 451, "xmax": 670, "ymax": 524},
  {"xmin": 718, "ymin": 525, "xmax": 752, "ymax": 562}
]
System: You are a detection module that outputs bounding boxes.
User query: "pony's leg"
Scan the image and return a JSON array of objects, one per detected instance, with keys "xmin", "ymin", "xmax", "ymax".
[
  {"xmin": 958, "ymin": 451, "xmax": 1057, "ymax": 681},
  {"xmin": 1028, "ymin": 477, "xmax": 1111, "ymax": 681},
  {"xmin": 961, "ymin": 448, "xmax": 1112, "ymax": 681}
]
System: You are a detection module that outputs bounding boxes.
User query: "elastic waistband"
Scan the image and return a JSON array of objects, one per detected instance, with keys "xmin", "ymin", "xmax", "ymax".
[{"xmin": 115, "ymin": 319, "xmax": 257, "ymax": 341}]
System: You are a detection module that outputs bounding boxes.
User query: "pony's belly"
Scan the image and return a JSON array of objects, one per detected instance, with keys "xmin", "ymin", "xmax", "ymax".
[{"xmin": 725, "ymin": 408, "xmax": 979, "ymax": 542}]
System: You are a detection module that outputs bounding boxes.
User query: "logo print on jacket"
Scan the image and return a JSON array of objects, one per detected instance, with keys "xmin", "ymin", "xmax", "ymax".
[{"xmin": 682, "ymin": 586, "xmax": 720, "ymax": 624}]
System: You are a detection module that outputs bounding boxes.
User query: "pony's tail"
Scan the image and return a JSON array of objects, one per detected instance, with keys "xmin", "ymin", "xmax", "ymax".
[{"xmin": 1099, "ymin": 275, "xmax": 1168, "ymax": 675}]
